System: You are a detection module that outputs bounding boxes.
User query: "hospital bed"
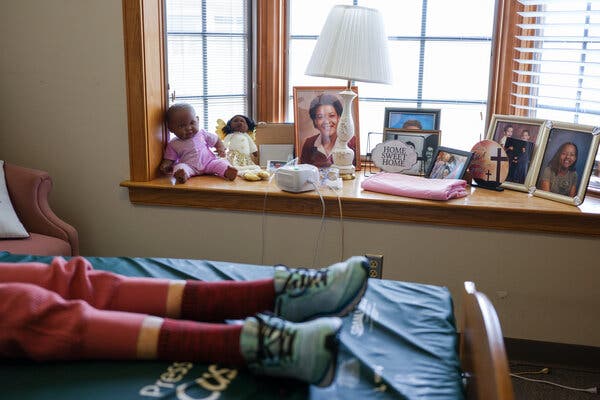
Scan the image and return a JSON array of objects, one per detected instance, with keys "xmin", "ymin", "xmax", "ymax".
[{"xmin": 0, "ymin": 252, "xmax": 513, "ymax": 399}]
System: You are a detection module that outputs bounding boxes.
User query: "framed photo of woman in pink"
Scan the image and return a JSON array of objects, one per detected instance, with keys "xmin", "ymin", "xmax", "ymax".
[{"xmin": 293, "ymin": 86, "xmax": 360, "ymax": 170}]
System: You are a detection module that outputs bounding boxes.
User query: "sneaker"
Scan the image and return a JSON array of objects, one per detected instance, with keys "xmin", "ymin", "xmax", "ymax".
[
  {"xmin": 273, "ymin": 256, "xmax": 370, "ymax": 322},
  {"xmin": 240, "ymin": 313, "xmax": 342, "ymax": 387}
]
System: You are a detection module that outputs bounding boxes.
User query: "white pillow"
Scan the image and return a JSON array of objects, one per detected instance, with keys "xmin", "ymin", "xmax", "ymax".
[{"xmin": 0, "ymin": 161, "xmax": 29, "ymax": 239}]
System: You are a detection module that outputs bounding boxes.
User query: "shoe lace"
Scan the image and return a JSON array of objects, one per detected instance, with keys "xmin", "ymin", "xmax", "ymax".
[
  {"xmin": 255, "ymin": 314, "xmax": 297, "ymax": 365},
  {"xmin": 278, "ymin": 266, "xmax": 329, "ymax": 298}
]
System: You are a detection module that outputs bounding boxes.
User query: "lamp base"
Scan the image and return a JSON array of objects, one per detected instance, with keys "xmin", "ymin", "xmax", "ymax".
[
  {"xmin": 332, "ymin": 89, "xmax": 357, "ymax": 181},
  {"xmin": 331, "ymin": 156, "xmax": 356, "ymax": 179}
]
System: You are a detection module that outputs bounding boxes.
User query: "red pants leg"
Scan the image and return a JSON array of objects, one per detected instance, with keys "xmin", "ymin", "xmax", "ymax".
[
  {"xmin": 0, "ymin": 256, "xmax": 275, "ymax": 321},
  {"xmin": 0, "ymin": 282, "xmax": 244, "ymax": 364},
  {"xmin": 0, "ymin": 282, "xmax": 144, "ymax": 360}
]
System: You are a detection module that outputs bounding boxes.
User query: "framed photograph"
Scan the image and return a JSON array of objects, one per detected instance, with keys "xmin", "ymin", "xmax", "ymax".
[
  {"xmin": 485, "ymin": 114, "xmax": 548, "ymax": 192},
  {"xmin": 267, "ymin": 160, "xmax": 288, "ymax": 172},
  {"xmin": 426, "ymin": 147, "xmax": 473, "ymax": 180},
  {"xmin": 530, "ymin": 121, "xmax": 600, "ymax": 206},
  {"xmin": 293, "ymin": 86, "xmax": 360, "ymax": 170},
  {"xmin": 383, "ymin": 128, "xmax": 441, "ymax": 175},
  {"xmin": 384, "ymin": 108, "xmax": 441, "ymax": 131}
]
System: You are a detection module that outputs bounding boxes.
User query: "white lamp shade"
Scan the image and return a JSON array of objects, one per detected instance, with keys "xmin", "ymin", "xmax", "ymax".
[{"xmin": 305, "ymin": 5, "xmax": 391, "ymax": 84}]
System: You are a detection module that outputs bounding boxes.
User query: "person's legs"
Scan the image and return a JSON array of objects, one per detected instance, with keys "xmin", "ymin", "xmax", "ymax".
[
  {"xmin": 0, "ymin": 282, "xmax": 145, "ymax": 360},
  {"xmin": 0, "ymin": 255, "xmax": 370, "ymax": 322},
  {"xmin": 0, "ymin": 283, "xmax": 340, "ymax": 386},
  {"xmin": 0, "ymin": 282, "xmax": 245, "ymax": 364},
  {"xmin": 0, "ymin": 257, "xmax": 276, "ymax": 321}
]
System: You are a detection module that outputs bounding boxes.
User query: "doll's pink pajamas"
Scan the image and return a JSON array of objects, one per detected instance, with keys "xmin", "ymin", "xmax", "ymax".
[{"xmin": 164, "ymin": 129, "xmax": 230, "ymax": 179}]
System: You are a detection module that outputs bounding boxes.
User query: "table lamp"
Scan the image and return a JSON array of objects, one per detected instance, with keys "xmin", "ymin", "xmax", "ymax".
[{"xmin": 305, "ymin": 5, "xmax": 391, "ymax": 179}]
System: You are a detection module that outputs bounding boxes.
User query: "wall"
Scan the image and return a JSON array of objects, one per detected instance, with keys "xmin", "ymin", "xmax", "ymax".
[{"xmin": 1, "ymin": 1, "xmax": 598, "ymax": 347}]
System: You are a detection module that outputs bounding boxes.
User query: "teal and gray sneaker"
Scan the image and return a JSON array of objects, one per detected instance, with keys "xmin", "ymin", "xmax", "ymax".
[
  {"xmin": 240, "ymin": 313, "xmax": 342, "ymax": 387},
  {"xmin": 273, "ymin": 256, "xmax": 370, "ymax": 322}
]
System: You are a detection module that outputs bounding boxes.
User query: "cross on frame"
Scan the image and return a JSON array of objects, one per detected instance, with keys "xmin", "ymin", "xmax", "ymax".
[
  {"xmin": 485, "ymin": 170, "xmax": 492, "ymax": 181},
  {"xmin": 490, "ymin": 147, "xmax": 508, "ymax": 183}
]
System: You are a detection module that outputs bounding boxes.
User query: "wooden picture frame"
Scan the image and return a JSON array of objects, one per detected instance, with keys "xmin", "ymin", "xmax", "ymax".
[
  {"xmin": 383, "ymin": 128, "xmax": 441, "ymax": 176},
  {"xmin": 384, "ymin": 107, "xmax": 441, "ymax": 131},
  {"xmin": 530, "ymin": 121, "xmax": 600, "ymax": 206},
  {"xmin": 426, "ymin": 146, "xmax": 473, "ymax": 180},
  {"xmin": 485, "ymin": 114, "xmax": 548, "ymax": 192},
  {"xmin": 293, "ymin": 86, "xmax": 360, "ymax": 170}
]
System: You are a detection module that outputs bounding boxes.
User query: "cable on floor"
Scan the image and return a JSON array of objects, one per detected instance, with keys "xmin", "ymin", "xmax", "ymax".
[{"xmin": 510, "ymin": 367, "xmax": 598, "ymax": 394}]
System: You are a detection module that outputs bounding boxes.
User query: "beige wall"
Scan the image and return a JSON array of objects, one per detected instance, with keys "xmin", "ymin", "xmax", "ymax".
[{"xmin": 1, "ymin": 1, "xmax": 598, "ymax": 347}]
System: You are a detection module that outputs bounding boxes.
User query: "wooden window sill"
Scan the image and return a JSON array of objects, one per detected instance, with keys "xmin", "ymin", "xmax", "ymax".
[{"xmin": 121, "ymin": 174, "xmax": 600, "ymax": 237}]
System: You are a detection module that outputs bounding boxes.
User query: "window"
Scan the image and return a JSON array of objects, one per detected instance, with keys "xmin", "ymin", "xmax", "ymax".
[
  {"xmin": 165, "ymin": 0, "xmax": 250, "ymax": 132},
  {"xmin": 510, "ymin": 0, "xmax": 600, "ymax": 189},
  {"xmin": 287, "ymin": 0, "xmax": 496, "ymax": 154},
  {"xmin": 123, "ymin": 0, "xmax": 598, "ymax": 192}
]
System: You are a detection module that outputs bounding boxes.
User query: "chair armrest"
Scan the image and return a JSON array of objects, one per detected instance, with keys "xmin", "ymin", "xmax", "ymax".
[
  {"xmin": 4, "ymin": 163, "xmax": 79, "ymax": 255},
  {"xmin": 460, "ymin": 282, "xmax": 514, "ymax": 400}
]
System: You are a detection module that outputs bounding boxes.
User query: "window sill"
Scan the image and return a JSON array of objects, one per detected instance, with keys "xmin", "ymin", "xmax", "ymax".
[{"xmin": 120, "ymin": 174, "xmax": 600, "ymax": 237}]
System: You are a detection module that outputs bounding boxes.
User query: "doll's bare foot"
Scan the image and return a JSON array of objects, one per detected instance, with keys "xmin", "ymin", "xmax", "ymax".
[
  {"xmin": 174, "ymin": 169, "xmax": 188, "ymax": 184},
  {"xmin": 242, "ymin": 172, "xmax": 261, "ymax": 181},
  {"xmin": 258, "ymin": 170, "xmax": 271, "ymax": 180},
  {"xmin": 224, "ymin": 166, "xmax": 238, "ymax": 181}
]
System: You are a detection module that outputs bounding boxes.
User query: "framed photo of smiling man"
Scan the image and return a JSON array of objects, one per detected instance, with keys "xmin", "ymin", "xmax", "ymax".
[
  {"xmin": 293, "ymin": 86, "xmax": 360, "ymax": 170},
  {"xmin": 530, "ymin": 121, "xmax": 600, "ymax": 206}
]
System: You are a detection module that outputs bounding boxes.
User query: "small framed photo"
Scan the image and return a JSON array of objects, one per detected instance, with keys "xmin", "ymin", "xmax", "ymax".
[
  {"xmin": 293, "ymin": 86, "xmax": 360, "ymax": 170},
  {"xmin": 426, "ymin": 147, "xmax": 473, "ymax": 180},
  {"xmin": 383, "ymin": 128, "xmax": 441, "ymax": 175},
  {"xmin": 267, "ymin": 160, "xmax": 288, "ymax": 172},
  {"xmin": 384, "ymin": 108, "xmax": 441, "ymax": 131},
  {"xmin": 485, "ymin": 114, "xmax": 548, "ymax": 192},
  {"xmin": 530, "ymin": 121, "xmax": 600, "ymax": 206}
]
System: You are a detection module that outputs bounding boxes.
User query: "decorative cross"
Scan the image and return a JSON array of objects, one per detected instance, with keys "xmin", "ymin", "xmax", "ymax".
[
  {"xmin": 490, "ymin": 148, "xmax": 508, "ymax": 182},
  {"xmin": 485, "ymin": 170, "xmax": 492, "ymax": 181}
]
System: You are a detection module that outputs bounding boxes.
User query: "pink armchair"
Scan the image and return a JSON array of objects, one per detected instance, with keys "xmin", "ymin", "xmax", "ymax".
[{"xmin": 1, "ymin": 163, "xmax": 79, "ymax": 256}]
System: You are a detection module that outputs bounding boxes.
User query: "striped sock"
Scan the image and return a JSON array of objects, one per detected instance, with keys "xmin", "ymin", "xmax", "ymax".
[
  {"xmin": 157, "ymin": 319, "xmax": 245, "ymax": 365},
  {"xmin": 181, "ymin": 279, "xmax": 275, "ymax": 322}
]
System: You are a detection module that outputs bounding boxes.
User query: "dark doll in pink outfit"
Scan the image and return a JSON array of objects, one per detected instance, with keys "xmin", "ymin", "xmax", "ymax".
[{"xmin": 159, "ymin": 103, "xmax": 238, "ymax": 183}]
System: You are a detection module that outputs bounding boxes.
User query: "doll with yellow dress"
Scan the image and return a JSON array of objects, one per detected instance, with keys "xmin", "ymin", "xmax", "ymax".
[{"xmin": 217, "ymin": 115, "xmax": 270, "ymax": 181}]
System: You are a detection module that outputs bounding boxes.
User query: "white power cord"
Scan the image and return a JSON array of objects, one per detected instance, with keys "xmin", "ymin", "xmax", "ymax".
[
  {"xmin": 328, "ymin": 186, "xmax": 344, "ymax": 262},
  {"xmin": 510, "ymin": 367, "xmax": 599, "ymax": 394},
  {"xmin": 259, "ymin": 172, "xmax": 325, "ymax": 269},
  {"xmin": 260, "ymin": 170, "xmax": 276, "ymax": 266},
  {"xmin": 260, "ymin": 160, "xmax": 344, "ymax": 268},
  {"xmin": 310, "ymin": 181, "xmax": 326, "ymax": 268}
]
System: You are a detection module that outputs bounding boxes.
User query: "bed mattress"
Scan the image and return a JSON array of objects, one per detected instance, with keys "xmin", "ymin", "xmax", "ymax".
[{"xmin": 0, "ymin": 252, "xmax": 464, "ymax": 399}]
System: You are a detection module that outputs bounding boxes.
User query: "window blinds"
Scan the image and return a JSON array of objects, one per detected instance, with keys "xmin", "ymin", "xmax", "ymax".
[
  {"xmin": 165, "ymin": 0, "xmax": 249, "ymax": 131},
  {"xmin": 512, "ymin": 0, "xmax": 600, "ymax": 126}
]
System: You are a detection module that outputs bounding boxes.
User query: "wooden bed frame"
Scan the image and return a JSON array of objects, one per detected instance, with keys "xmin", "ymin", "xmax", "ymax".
[{"xmin": 460, "ymin": 281, "xmax": 515, "ymax": 400}]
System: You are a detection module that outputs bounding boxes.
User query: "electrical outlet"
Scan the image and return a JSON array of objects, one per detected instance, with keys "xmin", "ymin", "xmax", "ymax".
[{"xmin": 365, "ymin": 254, "xmax": 383, "ymax": 279}]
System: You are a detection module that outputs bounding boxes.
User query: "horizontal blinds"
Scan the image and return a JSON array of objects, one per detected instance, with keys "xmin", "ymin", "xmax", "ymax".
[
  {"xmin": 512, "ymin": 0, "xmax": 600, "ymax": 125},
  {"xmin": 165, "ymin": 0, "xmax": 249, "ymax": 131}
]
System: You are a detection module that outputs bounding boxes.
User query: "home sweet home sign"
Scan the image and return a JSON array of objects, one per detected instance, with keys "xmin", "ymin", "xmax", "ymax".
[{"xmin": 371, "ymin": 140, "xmax": 419, "ymax": 173}]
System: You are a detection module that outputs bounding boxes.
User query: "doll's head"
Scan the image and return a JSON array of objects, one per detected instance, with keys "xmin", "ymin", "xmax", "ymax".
[
  {"xmin": 223, "ymin": 115, "xmax": 256, "ymax": 135},
  {"xmin": 166, "ymin": 103, "xmax": 199, "ymax": 140}
]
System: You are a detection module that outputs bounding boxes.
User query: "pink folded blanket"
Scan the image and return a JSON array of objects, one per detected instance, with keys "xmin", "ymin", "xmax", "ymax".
[{"xmin": 361, "ymin": 172, "xmax": 468, "ymax": 201}]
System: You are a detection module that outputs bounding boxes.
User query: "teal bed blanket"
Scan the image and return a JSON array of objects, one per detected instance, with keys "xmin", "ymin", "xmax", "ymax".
[{"xmin": 0, "ymin": 252, "xmax": 464, "ymax": 399}]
